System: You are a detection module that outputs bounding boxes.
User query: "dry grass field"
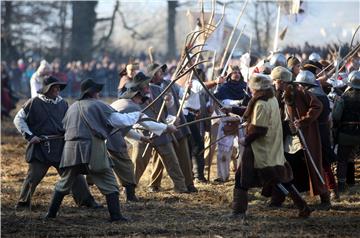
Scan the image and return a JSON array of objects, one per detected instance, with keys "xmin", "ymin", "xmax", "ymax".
[{"xmin": 1, "ymin": 101, "xmax": 360, "ymax": 237}]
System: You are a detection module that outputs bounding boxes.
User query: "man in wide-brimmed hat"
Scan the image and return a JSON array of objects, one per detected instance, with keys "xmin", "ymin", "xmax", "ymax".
[
  {"xmin": 45, "ymin": 78, "xmax": 160, "ymax": 222},
  {"xmin": 144, "ymin": 63, "xmax": 198, "ymax": 193},
  {"xmin": 13, "ymin": 76, "xmax": 101, "ymax": 210},
  {"xmin": 124, "ymin": 68, "xmax": 189, "ymax": 193},
  {"xmin": 108, "ymin": 72, "xmax": 179, "ymax": 201}
]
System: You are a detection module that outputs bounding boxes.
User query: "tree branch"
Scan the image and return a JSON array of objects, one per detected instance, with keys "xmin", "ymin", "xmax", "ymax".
[{"xmin": 92, "ymin": 0, "xmax": 119, "ymax": 50}]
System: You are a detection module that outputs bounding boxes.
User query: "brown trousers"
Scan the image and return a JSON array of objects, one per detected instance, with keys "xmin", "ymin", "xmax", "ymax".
[
  {"xmin": 108, "ymin": 150, "xmax": 136, "ymax": 187},
  {"xmin": 131, "ymin": 141, "xmax": 187, "ymax": 192},
  {"xmin": 149, "ymin": 137, "xmax": 194, "ymax": 188}
]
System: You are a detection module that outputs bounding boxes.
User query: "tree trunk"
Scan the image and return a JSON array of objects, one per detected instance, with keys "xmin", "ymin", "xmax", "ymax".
[
  {"xmin": 1, "ymin": 1, "xmax": 18, "ymax": 61},
  {"xmin": 70, "ymin": 1, "xmax": 97, "ymax": 61},
  {"xmin": 167, "ymin": 0, "xmax": 178, "ymax": 60},
  {"xmin": 59, "ymin": 2, "xmax": 68, "ymax": 66}
]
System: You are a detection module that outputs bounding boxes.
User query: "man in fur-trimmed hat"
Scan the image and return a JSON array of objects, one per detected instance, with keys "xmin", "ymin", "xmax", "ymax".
[{"xmin": 225, "ymin": 73, "xmax": 312, "ymax": 219}]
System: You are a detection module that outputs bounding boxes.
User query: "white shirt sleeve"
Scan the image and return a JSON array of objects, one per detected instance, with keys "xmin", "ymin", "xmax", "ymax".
[
  {"xmin": 137, "ymin": 120, "xmax": 168, "ymax": 136},
  {"xmin": 13, "ymin": 108, "xmax": 32, "ymax": 136},
  {"xmin": 108, "ymin": 111, "xmax": 141, "ymax": 128}
]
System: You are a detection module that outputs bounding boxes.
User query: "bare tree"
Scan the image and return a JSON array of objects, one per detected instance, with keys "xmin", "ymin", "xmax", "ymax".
[{"xmin": 167, "ymin": 1, "xmax": 178, "ymax": 60}]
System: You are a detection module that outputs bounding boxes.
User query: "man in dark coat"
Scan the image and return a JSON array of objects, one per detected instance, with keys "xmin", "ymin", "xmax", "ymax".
[
  {"xmin": 294, "ymin": 70, "xmax": 338, "ymax": 197},
  {"xmin": 332, "ymin": 71, "xmax": 360, "ymax": 192},
  {"xmin": 13, "ymin": 76, "xmax": 100, "ymax": 209},
  {"xmin": 271, "ymin": 66, "xmax": 331, "ymax": 209}
]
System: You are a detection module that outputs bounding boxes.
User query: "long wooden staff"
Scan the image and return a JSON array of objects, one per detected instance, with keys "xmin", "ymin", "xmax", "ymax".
[{"xmin": 219, "ymin": 0, "xmax": 249, "ymax": 68}]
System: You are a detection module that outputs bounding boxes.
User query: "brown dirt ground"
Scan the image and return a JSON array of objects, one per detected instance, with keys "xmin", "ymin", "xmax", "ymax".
[{"xmin": 1, "ymin": 101, "xmax": 360, "ymax": 237}]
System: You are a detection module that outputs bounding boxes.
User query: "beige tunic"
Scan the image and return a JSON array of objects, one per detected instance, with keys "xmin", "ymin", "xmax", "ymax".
[{"xmin": 250, "ymin": 97, "xmax": 286, "ymax": 169}]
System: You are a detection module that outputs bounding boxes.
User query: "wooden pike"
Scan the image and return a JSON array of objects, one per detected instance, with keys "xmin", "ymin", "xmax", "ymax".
[
  {"xmin": 219, "ymin": 0, "xmax": 249, "ymax": 68},
  {"xmin": 148, "ymin": 46, "xmax": 154, "ymax": 64}
]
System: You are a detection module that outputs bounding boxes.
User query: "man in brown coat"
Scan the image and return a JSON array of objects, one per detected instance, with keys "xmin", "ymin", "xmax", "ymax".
[{"xmin": 271, "ymin": 66, "xmax": 330, "ymax": 209}]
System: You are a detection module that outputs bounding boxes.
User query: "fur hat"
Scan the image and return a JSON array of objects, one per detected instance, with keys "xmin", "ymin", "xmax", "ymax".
[
  {"xmin": 248, "ymin": 73, "xmax": 272, "ymax": 90},
  {"xmin": 271, "ymin": 66, "xmax": 292, "ymax": 82}
]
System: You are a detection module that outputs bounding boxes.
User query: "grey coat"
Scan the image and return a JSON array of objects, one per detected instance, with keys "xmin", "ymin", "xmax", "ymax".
[
  {"xmin": 60, "ymin": 99, "xmax": 115, "ymax": 169},
  {"xmin": 140, "ymin": 84, "xmax": 172, "ymax": 146},
  {"xmin": 107, "ymin": 99, "xmax": 141, "ymax": 153}
]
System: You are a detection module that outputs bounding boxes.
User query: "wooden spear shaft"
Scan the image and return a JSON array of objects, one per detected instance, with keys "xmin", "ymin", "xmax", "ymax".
[{"xmin": 219, "ymin": 0, "xmax": 249, "ymax": 68}]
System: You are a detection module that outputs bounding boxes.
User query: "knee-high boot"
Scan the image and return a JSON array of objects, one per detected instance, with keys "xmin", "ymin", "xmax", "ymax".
[
  {"xmin": 125, "ymin": 184, "xmax": 139, "ymax": 202},
  {"xmin": 105, "ymin": 192, "xmax": 128, "ymax": 222},
  {"xmin": 287, "ymin": 184, "xmax": 312, "ymax": 218},
  {"xmin": 45, "ymin": 191, "xmax": 66, "ymax": 218},
  {"xmin": 232, "ymin": 188, "xmax": 248, "ymax": 218}
]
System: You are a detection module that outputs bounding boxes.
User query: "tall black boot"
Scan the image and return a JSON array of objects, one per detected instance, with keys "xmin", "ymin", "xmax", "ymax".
[
  {"xmin": 346, "ymin": 162, "xmax": 355, "ymax": 185},
  {"xmin": 105, "ymin": 193, "xmax": 128, "ymax": 222},
  {"xmin": 287, "ymin": 184, "xmax": 312, "ymax": 218},
  {"xmin": 45, "ymin": 191, "xmax": 66, "ymax": 218},
  {"xmin": 125, "ymin": 184, "xmax": 139, "ymax": 202},
  {"xmin": 231, "ymin": 188, "xmax": 247, "ymax": 219}
]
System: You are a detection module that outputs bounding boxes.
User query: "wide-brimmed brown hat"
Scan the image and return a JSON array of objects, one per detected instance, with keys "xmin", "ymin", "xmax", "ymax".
[
  {"xmin": 79, "ymin": 79, "xmax": 103, "ymax": 99},
  {"xmin": 147, "ymin": 63, "xmax": 167, "ymax": 78},
  {"xmin": 120, "ymin": 72, "xmax": 151, "ymax": 99},
  {"xmin": 37, "ymin": 75, "xmax": 66, "ymax": 94}
]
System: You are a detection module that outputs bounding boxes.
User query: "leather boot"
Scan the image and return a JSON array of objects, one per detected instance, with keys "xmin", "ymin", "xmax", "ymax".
[
  {"xmin": 287, "ymin": 185, "xmax": 312, "ymax": 218},
  {"xmin": 105, "ymin": 193, "xmax": 128, "ymax": 222},
  {"xmin": 231, "ymin": 188, "xmax": 247, "ymax": 219},
  {"xmin": 125, "ymin": 184, "xmax": 139, "ymax": 202},
  {"xmin": 45, "ymin": 191, "xmax": 66, "ymax": 218},
  {"xmin": 346, "ymin": 162, "xmax": 355, "ymax": 186},
  {"xmin": 269, "ymin": 186, "xmax": 286, "ymax": 208},
  {"xmin": 319, "ymin": 192, "xmax": 331, "ymax": 210},
  {"xmin": 82, "ymin": 195, "xmax": 103, "ymax": 208},
  {"xmin": 338, "ymin": 181, "xmax": 346, "ymax": 193}
]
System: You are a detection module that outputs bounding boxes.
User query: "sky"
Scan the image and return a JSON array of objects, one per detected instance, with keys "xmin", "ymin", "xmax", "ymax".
[{"xmin": 97, "ymin": 0, "xmax": 360, "ymax": 48}]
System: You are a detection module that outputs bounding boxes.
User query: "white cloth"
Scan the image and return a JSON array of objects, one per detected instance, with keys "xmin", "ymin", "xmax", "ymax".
[
  {"xmin": 216, "ymin": 99, "xmax": 245, "ymax": 181},
  {"xmin": 13, "ymin": 108, "xmax": 32, "ymax": 136},
  {"xmin": 108, "ymin": 112, "xmax": 141, "ymax": 128},
  {"xmin": 30, "ymin": 73, "xmax": 43, "ymax": 98},
  {"xmin": 136, "ymin": 120, "xmax": 167, "ymax": 136},
  {"xmin": 183, "ymin": 79, "xmax": 203, "ymax": 115}
]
